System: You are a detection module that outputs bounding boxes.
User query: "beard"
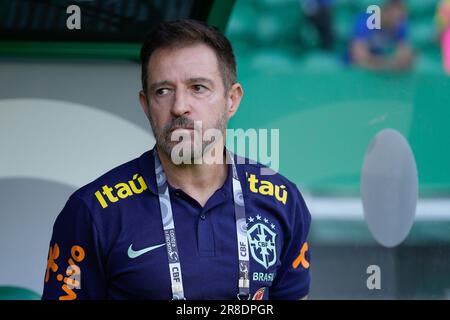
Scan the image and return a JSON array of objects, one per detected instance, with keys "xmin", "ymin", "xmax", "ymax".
[{"xmin": 149, "ymin": 106, "xmax": 228, "ymax": 165}]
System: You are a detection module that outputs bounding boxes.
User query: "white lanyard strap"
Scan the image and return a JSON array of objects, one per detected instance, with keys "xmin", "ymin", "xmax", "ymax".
[
  {"xmin": 154, "ymin": 152, "xmax": 185, "ymax": 300},
  {"xmin": 227, "ymin": 151, "xmax": 251, "ymax": 300}
]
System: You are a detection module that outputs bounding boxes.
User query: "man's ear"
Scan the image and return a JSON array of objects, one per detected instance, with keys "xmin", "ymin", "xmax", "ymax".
[
  {"xmin": 227, "ymin": 83, "xmax": 244, "ymax": 118},
  {"xmin": 139, "ymin": 90, "xmax": 150, "ymax": 118}
]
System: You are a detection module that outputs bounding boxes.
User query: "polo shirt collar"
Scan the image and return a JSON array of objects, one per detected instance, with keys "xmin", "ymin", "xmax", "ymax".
[{"xmin": 138, "ymin": 145, "xmax": 234, "ymax": 197}]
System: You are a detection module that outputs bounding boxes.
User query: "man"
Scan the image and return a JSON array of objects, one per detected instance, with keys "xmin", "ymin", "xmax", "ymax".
[
  {"xmin": 348, "ymin": 0, "xmax": 414, "ymax": 71},
  {"xmin": 436, "ymin": 0, "xmax": 450, "ymax": 74},
  {"xmin": 301, "ymin": 0, "xmax": 335, "ymax": 50},
  {"xmin": 42, "ymin": 19, "xmax": 311, "ymax": 300}
]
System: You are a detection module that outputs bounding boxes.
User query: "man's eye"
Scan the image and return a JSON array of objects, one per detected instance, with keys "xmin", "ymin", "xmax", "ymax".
[
  {"xmin": 192, "ymin": 85, "xmax": 207, "ymax": 93},
  {"xmin": 155, "ymin": 88, "xmax": 170, "ymax": 96}
]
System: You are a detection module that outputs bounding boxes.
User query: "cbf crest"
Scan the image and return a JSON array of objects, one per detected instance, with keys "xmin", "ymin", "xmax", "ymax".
[{"xmin": 247, "ymin": 214, "xmax": 278, "ymax": 269}]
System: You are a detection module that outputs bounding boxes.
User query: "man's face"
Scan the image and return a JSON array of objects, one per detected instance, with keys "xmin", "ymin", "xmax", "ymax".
[
  {"xmin": 383, "ymin": 5, "xmax": 406, "ymax": 29},
  {"xmin": 140, "ymin": 43, "xmax": 238, "ymax": 163}
]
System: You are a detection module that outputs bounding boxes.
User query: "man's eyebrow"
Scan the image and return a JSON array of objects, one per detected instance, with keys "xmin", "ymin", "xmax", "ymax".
[
  {"xmin": 148, "ymin": 77, "xmax": 215, "ymax": 91},
  {"xmin": 148, "ymin": 80, "xmax": 172, "ymax": 92},
  {"xmin": 187, "ymin": 77, "xmax": 214, "ymax": 87}
]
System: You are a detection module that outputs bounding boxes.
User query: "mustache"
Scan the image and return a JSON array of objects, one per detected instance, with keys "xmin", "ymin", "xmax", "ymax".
[{"xmin": 163, "ymin": 117, "xmax": 196, "ymax": 135}]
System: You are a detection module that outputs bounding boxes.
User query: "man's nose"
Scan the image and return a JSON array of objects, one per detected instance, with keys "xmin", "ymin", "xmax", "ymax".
[{"xmin": 170, "ymin": 89, "xmax": 191, "ymax": 117}]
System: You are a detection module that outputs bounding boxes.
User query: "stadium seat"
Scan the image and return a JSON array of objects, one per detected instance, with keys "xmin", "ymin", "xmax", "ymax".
[{"xmin": 0, "ymin": 286, "xmax": 41, "ymax": 300}]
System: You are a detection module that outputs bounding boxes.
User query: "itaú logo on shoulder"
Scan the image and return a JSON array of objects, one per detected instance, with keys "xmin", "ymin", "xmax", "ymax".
[
  {"xmin": 247, "ymin": 173, "xmax": 287, "ymax": 205},
  {"xmin": 94, "ymin": 174, "xmax": 148, "ymax": 208}
]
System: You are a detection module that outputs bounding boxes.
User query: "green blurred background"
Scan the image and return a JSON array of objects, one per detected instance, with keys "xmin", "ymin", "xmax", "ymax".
[{"xmin": 226, "ymin": 0, "xmax": 450, "ymax": 197}]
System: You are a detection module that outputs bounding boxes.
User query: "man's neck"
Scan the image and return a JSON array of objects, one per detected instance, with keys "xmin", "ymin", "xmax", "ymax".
[{"xmin": 156, "ymin": 145, "xmax": 228, "ymax": 207}]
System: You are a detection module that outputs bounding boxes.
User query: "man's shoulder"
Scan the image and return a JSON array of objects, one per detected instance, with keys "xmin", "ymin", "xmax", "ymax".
[
  {"xmin": 235, "ymin": 155, "xmax": 303, "ymax": 207},
  {"xmin": 355, "ymin": 12, "xmax": 371, "ymax": 25},
  {"xmin": 238, "ymin": 157, "xmax": 297, "ymax": 187},
  {"xmin": 70, "ymin": 150, "xmax": 152, "ymax": 209},
  {"xmin": 351, "ymin": 12, "xmax": 372, "ymax": 35}
]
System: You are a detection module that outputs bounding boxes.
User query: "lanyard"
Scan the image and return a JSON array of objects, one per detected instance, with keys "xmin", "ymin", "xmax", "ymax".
[{"xmin": 153, "ymin": 149, "xmax": 250, "ymax": 300}]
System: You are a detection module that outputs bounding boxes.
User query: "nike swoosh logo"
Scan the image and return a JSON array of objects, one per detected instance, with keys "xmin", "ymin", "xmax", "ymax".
[{"xmin": 127, "ymin": 243, "xmax": 166, "ymax": 259}]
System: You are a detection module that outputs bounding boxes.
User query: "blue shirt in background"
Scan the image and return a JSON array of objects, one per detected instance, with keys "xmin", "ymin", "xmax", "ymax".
[{"xmin": 345, "ymin": 12, "xmax": 408, "ymax": 62}]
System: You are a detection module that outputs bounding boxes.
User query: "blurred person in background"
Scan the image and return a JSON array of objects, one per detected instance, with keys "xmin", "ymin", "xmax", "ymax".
[
  {"xmin": 300, "ymin": 0, "xmax": 335, "ymax": 50},
  {"xmin": 436, "ymin": 0, "xmax": 450, "ymax": 74},
  {"xmin": 347, "ymin": 0, "xmax": 414, "ymax": 71}
]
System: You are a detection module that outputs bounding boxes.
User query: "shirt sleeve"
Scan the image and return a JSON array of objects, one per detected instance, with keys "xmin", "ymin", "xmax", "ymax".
[
  {"xmin": 396, "ymin": 21, "xmax": 408, "ymax": 42},
  {"xmin": 351, "ymin": 14, "xmax": 370, "ymax": 41},
  {"xmin": 269, "ymin": 187, "xmax": 312, "ymax": 300},
  {"xmin": 42, "ymin": 194, "xmax": 107, "ymax": 300}
]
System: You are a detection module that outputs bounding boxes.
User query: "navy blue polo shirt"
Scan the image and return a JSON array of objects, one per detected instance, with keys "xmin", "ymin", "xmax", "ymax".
[{"xmin": 42, "ymin": 147, "xmax": 311, "ymax": 300}]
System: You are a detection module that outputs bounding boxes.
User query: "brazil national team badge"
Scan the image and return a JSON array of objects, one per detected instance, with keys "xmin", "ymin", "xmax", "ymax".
[{"xmin": 247, "ymin": 214, "xmax": 277, "ymax": 269}]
